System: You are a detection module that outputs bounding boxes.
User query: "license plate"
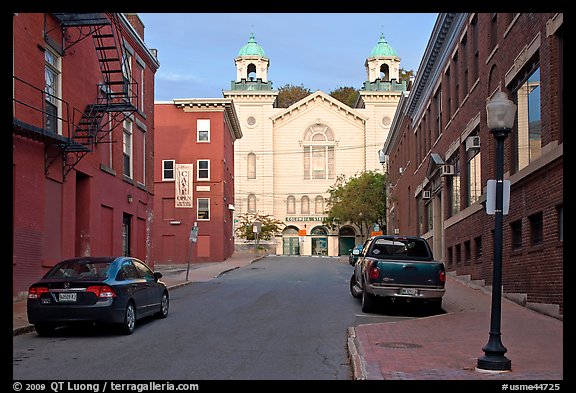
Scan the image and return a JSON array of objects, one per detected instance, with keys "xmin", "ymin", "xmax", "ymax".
[
  {"xmin": 399, "ymin": 288, "xmax": 417, "ymax": 296},
  {"xmin": 59, "ymin": 293, "xmax": 77, "ymax": 302}
]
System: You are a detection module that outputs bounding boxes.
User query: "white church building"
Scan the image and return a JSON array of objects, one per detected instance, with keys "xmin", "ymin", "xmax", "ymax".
[{"xmin": 223, "ymin": 33, "xmax": 406, "ymax": 256}]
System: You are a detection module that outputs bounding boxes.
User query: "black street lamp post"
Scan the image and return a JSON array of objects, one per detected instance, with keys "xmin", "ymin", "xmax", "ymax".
[{"xmin": 477, "ymin": 92, "xmax": 517, "ymax": 371}]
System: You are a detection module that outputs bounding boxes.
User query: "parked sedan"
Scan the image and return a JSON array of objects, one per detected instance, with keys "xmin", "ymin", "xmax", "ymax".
[{"xmin": 27, "ymin": 256, "xmax": 169, "ymax": 336}]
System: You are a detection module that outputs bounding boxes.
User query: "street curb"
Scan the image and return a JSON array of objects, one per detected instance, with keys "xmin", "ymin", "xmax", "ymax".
[
  {"xmin": 13, "ymin": 325, "xmax": 35, "ymax": 337},
  {"xmin": 346, "ymin": 326, "xmax": 366, "ymax": 380}
]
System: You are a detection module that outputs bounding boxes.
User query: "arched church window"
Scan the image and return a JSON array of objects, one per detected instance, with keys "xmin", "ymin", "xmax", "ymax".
[
  {"xmin": 247, "ymin": 63, "xmax": 257, "ymax": 80},
  {"xmin": 303, "ymin": 124, "xmax": 335, "ymax": 180},
  {"xmin": 247, "ymin": 153, "xmax": 256, "ymax": 179},
  {"xmin": 301, "ymin": 196, "xmax": 310, "ymax": 214},
  {"xmin": 315, "ymin": 196, "xmax": 325, "ymax": 214},
  {"xmin": 247, "ymin": 194, "xmax": 257, "ymax": 213},
  {"xmin": 287, "ymin": 195, "xmax": 296, "ymax": 214}
]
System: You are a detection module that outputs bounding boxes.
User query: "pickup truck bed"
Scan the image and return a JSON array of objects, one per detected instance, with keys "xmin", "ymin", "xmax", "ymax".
[{"xmin": 350, "ymin": 235, "xmax": 446, "ymax": 313}]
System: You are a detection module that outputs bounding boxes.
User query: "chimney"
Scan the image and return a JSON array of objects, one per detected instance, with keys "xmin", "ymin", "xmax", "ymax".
[{"xmin": 124, "ymin": 13, "xmax": 145, "ymax": 40}]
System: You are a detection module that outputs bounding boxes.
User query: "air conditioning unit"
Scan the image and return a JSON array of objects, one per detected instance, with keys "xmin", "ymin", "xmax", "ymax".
[
  {"xmin": 466, "ymin": 136, "xmax": 481, "ymax": 151},
  {"xmin": 440, "ymin": 164, "xmax": 455, "ymax": 176},
  {"xmin": 422, "ymin": 190, "xmax": 431, "ymax": 199},
  {"xmin": 399, "ymin": 167, "xmax": 404, "ymax": 174}
]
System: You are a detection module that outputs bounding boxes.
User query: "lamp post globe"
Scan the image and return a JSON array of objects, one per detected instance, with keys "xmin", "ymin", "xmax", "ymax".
[{"xmin": 477, "ymin": 91, "xmax": 517, "ymax": 372}]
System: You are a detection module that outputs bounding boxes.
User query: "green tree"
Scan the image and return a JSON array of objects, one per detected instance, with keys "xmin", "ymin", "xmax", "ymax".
[
  {"xmin": 329, "ymin": 86, "xmax": 360, "ymax": 107},
  {"xmin": 276, "ymin": 83, "xmax": 312, "ymax": 108},
  {"xmin": 324, "ymin": 171, "xmax": 387, "ymax": 240},
  {"xmin": 235, "ymin": 212, "xmax": 285, "ymax": 242},
  {"xmin": 399, "ymin": 68, "xmax": 415, "ymax": 88}
]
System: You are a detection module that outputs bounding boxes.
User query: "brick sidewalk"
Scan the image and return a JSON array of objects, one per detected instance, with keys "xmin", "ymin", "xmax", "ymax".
[{"xmin": 348, "ymin": 276, "xmax": 563, "ymax": 380}]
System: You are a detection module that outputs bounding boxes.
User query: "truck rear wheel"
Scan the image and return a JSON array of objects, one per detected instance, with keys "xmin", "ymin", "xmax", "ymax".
[{"xmin": 361, "ymin": 284, "xmax": 377, "ymax": 313}]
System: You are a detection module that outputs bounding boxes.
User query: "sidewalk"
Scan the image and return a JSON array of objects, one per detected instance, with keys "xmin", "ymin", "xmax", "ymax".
[
  {"xmin": 348, "ymin": 273, "xmax": 563, "ymax": 380},
  {"xmin": 12, "ymin": 252, "xmax": 263, "ymax": 336}
]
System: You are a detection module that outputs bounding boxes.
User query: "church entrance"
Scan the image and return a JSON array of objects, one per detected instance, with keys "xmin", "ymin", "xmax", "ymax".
[
  {"xmin": 338, "ymin": 226, "xmax": 356, "ymax": 256},
  {"xmin": 282, "ymin": 227, "xmax": 300, "ymax": 255}
]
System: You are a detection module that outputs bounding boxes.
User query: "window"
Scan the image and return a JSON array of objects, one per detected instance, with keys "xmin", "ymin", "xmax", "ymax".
[
  {"xmin": 315, "ymin": 196, "xmax": 324, "ymax": 214},
  {"xmin": 449, "ymin": 155, "xmax": 461, "ymax": 216},
  {"xmin": 515, "ymin": 66, "xmax": 541, "ymax": 171},
  {"xmin": 162, "ymin": 160, "xmax": 175, "ymax": 181},
  {"xmin": 44, "ymin": 47, "xmax": 61, "ymax": 134},
  {"xmin": 123, "ymin": 119, "xmax": 133, "ymax": 178},
  {"xmin": 511, "ymin": 220, "xmax": 522, "ymax": 250},
  {"xmin": 197, "ymin": 198, "xmax": 210, "ymax": 220},
  {"xmin": 455, "ymin": 243, "xmax": 461, "ymax": 266},
  {"xmin": 247, "ymin": 153, "xmax": 256, "ymax": 179},
  {"xmin": 529, "ymin": 212, "xmax": 543, "ymax": 246},
  {"xmin": 444, "ymin": 66, "xmax": 451, "ymax": 121},
  {"xmin": 303, "ymin": 124, "xmax": 335, "ymax": 180},
  {"xmin": 119, "ymin": 261, "xmax": 139, "ymax": 280},
  {"xmin": 247, "ymin": 194, "xmax": 257, "ymax": 213},
  {"xmin": 197, "ymin": 119, "xmax": 210, "ymax": 142},
  {"xmin": 122, "ymin": 46, "xmax": 133, "ymax": 98},
  {"xmin": 452, "ymin": 50, "xmax": 459, "ymax": 111},
  {"xmin": 287, "ymin": 195, "xmax": 296, "ymax": 214},
  {"xmin": 466, "ymin": 132, "xmax": 481, "ymax": 206},
  {"xmin": 122, "ymin": 214, "xmax": 131, "ymax": 256},
  {"xmin": 139, "ymin": 127, "xmax": 146, "ymax": 185},
  {"xmin": 447, "ymin": 246, "xmax": 453, "ymax": 269},
  {"xmin": 139, "ymin": 65, "xmax": 145, "ymax": 112},
  {"xmin": 301, "ymin": 196, "xmax": 310, "ymax": 214},
  {"xmin": 470, "ymin": 14, "xmax": 479, "ymax": 82},
  {"xmin": 489, "ymin": 13, "xmax": 498, "ymax": 53},
  {"xmin": 133, "ymin": 260, "xmax": 154, "ymax": 280},
  {"xmin": 461, "ymin": 33, "xmax": 469, "ymax": 95},
  {"xmin": 464, "ymin": 240, "xmax": 471, "ymax": 265},
  {"xmin": 474, "ymin": 236, "xmax": 482, "ymax": 259},
  {"xmin": 197, "ymin": 160, "xmax": 210, "ymax": 181}
]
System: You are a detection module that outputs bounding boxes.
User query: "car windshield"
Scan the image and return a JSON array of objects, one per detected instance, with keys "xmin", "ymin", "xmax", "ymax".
[
  {"xmin": 369, "ymin": 238, "xmax": 432, "ymax": 260},
  {"xmin": 45, "ymin": 260, "xmax": 113, "ymax": 280}
]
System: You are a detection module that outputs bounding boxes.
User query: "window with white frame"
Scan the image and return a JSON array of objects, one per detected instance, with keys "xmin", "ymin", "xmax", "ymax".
[
  {"xmin": 197, "ymin": 198, "xmax": 210, "ymax": 220},
  {"xmin": 138, "ymin": 126, "xmax": 146, "ymax": 185},
  {"xmin": 197, "ymin": 160, "xmax": 210, "ymax": 181},
  {"xmin": 139, "ymin": 65, "xmax": 145, "ymax": 112},
  {"xmin": 197, "ymin": 119, "xmax": 210, "ymax": 142},
  {"xmin": 123, "ymin": 119, "xmax": 133, "ymax": 178},
  {"xmin": 301, "ymin": 196, "xmax": 310, "ymax": 214},
  {"xmin": 449, "ymin": 155, "xmax": 461, "ymax": 217},
  {"xmin": 515, "ymin": 65, "xmax": 541, "ymax": 172},
  {"xmin": 303, "ymin": 124, "xmax": 335, "ymax": 180},
  {"xmin": 466, "ymin": 132, "xmax": 482, "ymax": 206},
  {"xmin": 162, "ymin": 160, "xmax": 175, "ymax": 181},
  {"xmin": 44, "ymin": 46, "xmax": 61, "ymax": 134}
]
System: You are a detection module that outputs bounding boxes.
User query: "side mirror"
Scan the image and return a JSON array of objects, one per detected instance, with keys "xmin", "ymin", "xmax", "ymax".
[
  {"xmin": 153, "ymin": 272, "xmax": 163, "ymax": 281},
  {"xmin": 352, "ymin": 249, "xmax": 360, "ymax": 255}
]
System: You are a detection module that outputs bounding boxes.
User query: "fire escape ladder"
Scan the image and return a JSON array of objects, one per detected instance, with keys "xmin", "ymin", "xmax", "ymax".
[{"xmin": 51, "ymin": 13, "xmax": 138, "ymax": 178}]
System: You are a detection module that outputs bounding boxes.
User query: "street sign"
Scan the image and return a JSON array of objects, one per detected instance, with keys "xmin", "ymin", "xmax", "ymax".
[
  {"xmin": 298, "ymin": 229, "xmax": 307, "ymax": 236},
  {"xmin": 189, "ymin": 223, "xmax": 199, "ymax": 243},
  {"xmin": 252, "ymin": 220, "xmax": 262, "ymax": 233},
  {"xmin": 486, "ymin": 180, "xmax": 510, "ymax": 215}
]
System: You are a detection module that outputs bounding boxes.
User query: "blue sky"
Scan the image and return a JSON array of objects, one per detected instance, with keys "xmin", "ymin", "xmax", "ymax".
[{"xmin": 138, "ymin": 13, "xmax": 438, "ymax": 101}]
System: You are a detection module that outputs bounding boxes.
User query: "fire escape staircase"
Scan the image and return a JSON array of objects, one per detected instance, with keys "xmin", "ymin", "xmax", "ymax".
[{"xmin": 37, "ymin": 13, "xmax": 137, "ymax": 178}]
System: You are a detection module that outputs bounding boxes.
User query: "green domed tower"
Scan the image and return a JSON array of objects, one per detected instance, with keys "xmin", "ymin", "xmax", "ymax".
[
  {"xmin": 230, "ymin": 33, "xmax": 274, "ymax": 91},
  {"xmin": 362, "ymin": 33, "xmax": 405, "ymax": 92}
]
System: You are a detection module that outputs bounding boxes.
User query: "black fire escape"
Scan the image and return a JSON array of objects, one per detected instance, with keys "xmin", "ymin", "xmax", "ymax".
[{"xmin": 12, "ymin": 13, "xmax": 138, "ymax": 179}]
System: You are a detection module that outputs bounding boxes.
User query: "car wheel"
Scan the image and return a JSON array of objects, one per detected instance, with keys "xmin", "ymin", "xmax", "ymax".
[
  {"xmin": 155, "ymin": 291, "xmax": 169, "ymax": 319},
  {"xmin": 120, "ymin": 301, "xmax": 136, "ymax": 335},
  {"xmin": 361, "ymin": 284, "xmax": 377, "ymax": 313},
  {"xmin": 350, "ymin": 275, "xmax": 361, "ymax": 299},
  {"xmin": 34, "ymin": 323, "xmax": 55, "ymax": 337},
  {"xmin": 429, "ymin": 299, "xmax": 443, "ymax": 314}
]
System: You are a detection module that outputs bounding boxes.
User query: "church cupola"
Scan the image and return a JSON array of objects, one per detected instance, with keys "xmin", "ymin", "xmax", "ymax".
[
  {"xmin": 229, "ymin": 33, "xmax": 274, "ymax": 91},
  {"xmin": 362, "ymin": 33, "xmax": 405, "ymax": 92}
]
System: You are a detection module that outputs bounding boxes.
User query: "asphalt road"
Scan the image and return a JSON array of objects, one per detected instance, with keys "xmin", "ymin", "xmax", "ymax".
[{"xmin": 13, "ymin": 256, "xmax": 432, "ymax": 380}]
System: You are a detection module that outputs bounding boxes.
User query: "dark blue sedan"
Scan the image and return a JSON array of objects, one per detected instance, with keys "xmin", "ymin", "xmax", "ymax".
[{"xmin": 27, "ymin": 256, "xmax": 169, "ymax": 336}]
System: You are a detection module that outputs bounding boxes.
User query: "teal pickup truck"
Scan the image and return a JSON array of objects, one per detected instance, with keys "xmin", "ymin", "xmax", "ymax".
[{"xmin": 349, "ymin": 235, "xmax": 446, "ymax": 313}]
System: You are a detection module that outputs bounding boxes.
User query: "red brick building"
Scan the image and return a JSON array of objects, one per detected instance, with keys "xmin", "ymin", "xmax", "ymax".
[
  {"xmin": 12, "ymin": 13, "xmax": 159, "ymax": 296},
  {"xmin": 153, "ymin": 99, "xmax": 242, "ymax": 264},
  {"xmin": 383, "ymin": 13, "xmax": 563, "ymax": 316}
]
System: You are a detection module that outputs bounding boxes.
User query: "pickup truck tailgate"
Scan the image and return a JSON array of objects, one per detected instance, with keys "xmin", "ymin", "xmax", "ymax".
[{"xmin": 373, "ymin": 259, "xmax": 444, "ymax": 287}]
